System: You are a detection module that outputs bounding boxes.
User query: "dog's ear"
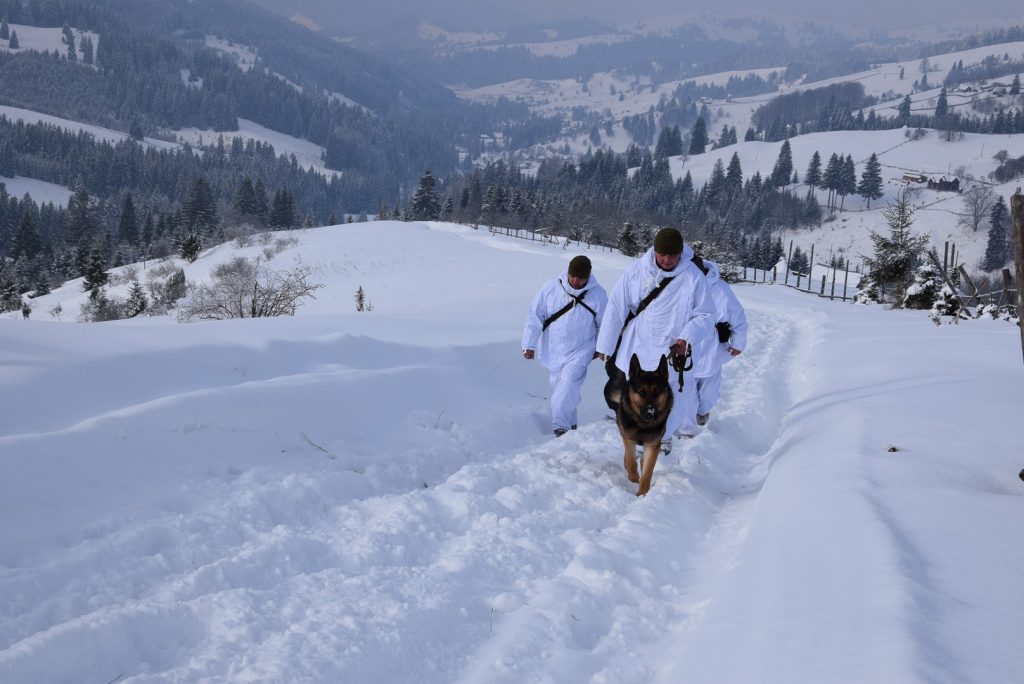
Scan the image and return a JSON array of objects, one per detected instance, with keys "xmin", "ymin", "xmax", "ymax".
[
  {"xmin": 629, "ymin": 353, "xmax": 641, "ymax": 378},
  {"xmin": 656, "ymin": 354, "xmax": 669, "ymax": 379}
]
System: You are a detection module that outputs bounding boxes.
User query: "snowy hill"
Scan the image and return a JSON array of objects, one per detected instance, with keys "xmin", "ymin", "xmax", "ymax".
[
  {"xmin": 666, "ymin": 128, "xmax": 1024, "ymax": 271},
  {"xmin": 1, "ymin": 221, "xmax": 1021, "ymax": 681},
  {"xmin": 0, "ymin": 22, "xmax": 99, "ymax": 60}
]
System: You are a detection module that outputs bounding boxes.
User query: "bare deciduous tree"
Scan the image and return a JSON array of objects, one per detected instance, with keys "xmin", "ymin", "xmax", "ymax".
[
  {"xmin": 958, "ymin": 184, "xmax": 997, "ymax": 232},
  {"xmin": 178, "ymin": 257, "xmax": 322, "ymax": 321}
]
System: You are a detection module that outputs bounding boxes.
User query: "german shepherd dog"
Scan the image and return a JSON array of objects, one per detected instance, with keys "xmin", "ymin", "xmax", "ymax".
[{"xmin": 604, "ymin": 353, "xmax": 673, "ymax": 496}]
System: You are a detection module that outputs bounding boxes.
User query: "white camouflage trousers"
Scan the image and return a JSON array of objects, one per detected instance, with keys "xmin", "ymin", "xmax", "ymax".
[
  {"xmin": 675, "ymin": 369, "xmax": 722, "ymax": 435},
  {"xmin": 667, "ymin": 364, "xmax": 699, "ymax": 436},
  {"xmin": 549, "ymin": 362, "xmax": 589, "ymax": 432}
]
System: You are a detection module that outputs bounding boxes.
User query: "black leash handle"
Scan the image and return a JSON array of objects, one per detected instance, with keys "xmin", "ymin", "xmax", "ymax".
[{"xmin": 670, "ymin": 346, "xmax": 692, "ymax": 392}]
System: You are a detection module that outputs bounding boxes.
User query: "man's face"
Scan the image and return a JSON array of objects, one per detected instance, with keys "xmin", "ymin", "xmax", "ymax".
[
  {"xmin": 655, "ymin": 252, "xmax": 681, "ymax": 271},
  {"xmin": 567, "ymin": 274, "xmax": 588, "ymax": 289}
]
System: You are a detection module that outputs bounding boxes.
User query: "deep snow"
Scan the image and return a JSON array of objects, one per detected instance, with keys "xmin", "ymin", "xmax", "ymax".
[{"xmin": 1, "ymin": 221, "xmax": 1022, "ymax": 683}]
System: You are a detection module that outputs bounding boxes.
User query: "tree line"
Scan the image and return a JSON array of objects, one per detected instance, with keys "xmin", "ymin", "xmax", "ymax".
[{"xmin": 400, "ymin": 139, "xmax": 891, "ymax": 271}]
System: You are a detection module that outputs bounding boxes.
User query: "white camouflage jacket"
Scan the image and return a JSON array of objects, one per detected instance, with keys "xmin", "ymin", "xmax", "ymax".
[
  {"xmin": 595, "ymin": 245, "xmax": 715, "ymax": 374},
  {"xmin": 691, "ymin": 259, "xmax": 749, "ymax": 377},
  {"xmin": 522, "ymin": 271, "xmax": 608, "ymax": 370}
]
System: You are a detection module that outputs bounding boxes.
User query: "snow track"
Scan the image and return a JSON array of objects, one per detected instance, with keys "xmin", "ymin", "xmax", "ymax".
[
  {"xmin": 3, "ymin": 223, "xmax": 1022, "ymax": 682},
  {"xmin": 0, "ymin": 304, "xmax": 809, "ymax": 682}
]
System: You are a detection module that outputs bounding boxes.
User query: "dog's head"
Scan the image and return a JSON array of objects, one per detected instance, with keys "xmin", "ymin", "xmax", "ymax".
[{"xmin": 626, "ymin": 353, "xmax": 671, "ymax": 423}]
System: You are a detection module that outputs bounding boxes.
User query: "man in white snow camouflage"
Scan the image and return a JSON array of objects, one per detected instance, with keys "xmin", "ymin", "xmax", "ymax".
[
  {"xmin": 522, "ymin": 255, "xmax": 608, "ymax": 437},
  {"xmin": 684, "ymin": 255, "xmax": 748, "ymax": 429},
  {"xmin": 596, "ymin": 228, "xmax": 715, "ymax": 454}
]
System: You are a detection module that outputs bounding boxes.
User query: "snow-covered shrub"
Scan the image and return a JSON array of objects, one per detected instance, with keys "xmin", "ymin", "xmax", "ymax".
[
  {"xmin": 904, "ymin": 264, "xmax": 944, "ymax": 309},
  {"xmin": 974, "ymin": 303, "xmax": 1019, "ymax": 322},
  {"xmin": 147, "ymin": 268, "xmax": 187, "ymax": 315},
  {"xmin": 690, "ymin": 240, "xmax": 741, "ymax": 283},
  {"xmin": 78, "ymin": 289, "xmax": 126, "ymax": 322},
  {"xmin": 853, "ymin": 275, "xmax": 884, "ymax": 304},
  {"xmin": 177, "ymin": 257, "xmax": 322, "ymax": 321}
]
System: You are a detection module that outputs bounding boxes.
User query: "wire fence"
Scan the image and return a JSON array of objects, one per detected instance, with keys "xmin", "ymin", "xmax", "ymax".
[{"xmin": 486, "ymin": 225, "xmax": 619, "ymax": 252}]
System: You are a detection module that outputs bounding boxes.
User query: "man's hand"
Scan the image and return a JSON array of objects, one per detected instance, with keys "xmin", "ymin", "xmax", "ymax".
[
  {"xmin": 673, "ymin": 339, "xmax": 689, "ymax": 357},
  {"xmin": 523, "ymin": 349, "xmax": 535, "ymax": 360},
  {"xmin": 728, "ymin": 347, "xmax": 742, "ymax": 357}
]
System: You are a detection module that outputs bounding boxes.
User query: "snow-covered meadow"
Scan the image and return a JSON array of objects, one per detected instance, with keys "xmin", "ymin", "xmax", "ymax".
[
  {"xmin": 1, "ymin": 221, "xmax": 1021, "ymax": 682},
  {"xmin": 666, "ymin": 128, "xmax": 1024, "ymax": 272}
]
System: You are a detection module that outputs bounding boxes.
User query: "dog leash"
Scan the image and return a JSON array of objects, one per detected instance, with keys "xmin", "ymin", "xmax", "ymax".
[{"xmin": 670, "ymin": 346, "xmax": 692, "ymax": 392}]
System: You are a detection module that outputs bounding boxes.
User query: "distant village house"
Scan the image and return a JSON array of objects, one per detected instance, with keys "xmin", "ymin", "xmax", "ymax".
[{"xmin": 926, "ymin": 176, "xmax": 960, "ymax": 192}]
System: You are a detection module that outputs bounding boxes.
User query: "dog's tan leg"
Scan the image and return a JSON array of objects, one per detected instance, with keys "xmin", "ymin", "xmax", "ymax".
[
  {"xmin": 637, "ymin": 443, "xmax": 660, "ymax": 496},
  {"xmin": 621, "ymin": 433, "xmax": 639, "ymax": 483}
]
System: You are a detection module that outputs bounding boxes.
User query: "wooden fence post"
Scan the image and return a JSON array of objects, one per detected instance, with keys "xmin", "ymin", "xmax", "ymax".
[
  {"xmin": 843, "ymin": 263, "xmax": 850, "ymax": 301},
  {"xmin": 807, "ymin": 244, "xmax": 815, "ymax": 292},
  {"xmin": 958, "ymin": 265, "xmax": 982, "ymax": 307},
  {"xmin": 1011, "ymin": 191, "xmax": 1024, "ymax": 365},
  {"xmin": 785, "ymin": 241, "xmax": 793, "ymax": 285},
  {"xmin": 830, "ymin": 264, "xmax": 837, "ymax": 300}
]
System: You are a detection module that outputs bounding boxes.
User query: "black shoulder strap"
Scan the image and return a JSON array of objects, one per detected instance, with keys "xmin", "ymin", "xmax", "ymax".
[
  {"xmin": 542, "ymin": 285, "xmax": 593, "ymax": 331},
  {"xmin": 609, "ymin": 276, "xmax": 675, "ymax": 361}
]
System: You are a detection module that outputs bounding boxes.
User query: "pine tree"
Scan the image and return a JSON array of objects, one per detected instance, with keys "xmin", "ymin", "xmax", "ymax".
[
  {"xmin": 618, "ymin": 222, "xmax": 641, "ymax": 256},
  {"xmin": 863, "ymin": 193, "xmax": 930, "ymax": 305},
  {"xmin": 934, "ymin": 88, "xmax": 948, "ymax": 120},
  {"xmin": 68, "ymin": 188, "xmax": 95, "ymax": 248},
  {"xmin": 839, "ymin": 155, "xmax": 857, "ymax": 211},
  {"xmin": 142, "ymin": 213, "xmax": 154, "ymax": 246},
  {"xmin": 790, "ymin": 245, "xmax": 807, "ymax": 274},
  {"xmin": 1012, "ymin": 74, "xmax": 1021, "ymax": 96},
  {"xmin": 8, "ymin": 30, "xmax": 18, "ymax": 49},
  {"xmin": 34, "ymin": 271, "xmax": 51, "ymax": 297},
  {"xmin": 128, "ymin": 119, "xmax": 144, "ymax": 140},
  {"xmin": 269, "ymin": 189, "xmax": 297, "ymax": 228},
  {"xmin": 898, "ymin": 95, "xmax": 912, "ymax": 126},
  {"xmin": 233, "ymin": 177, "xmax": 258, "ymax": 218},
  {"xmin": 857, "ymin": 153, "xmax": 884, "ymax": 208},
  {"xmin": 822, "ymin": 153, "xmax": 842, "ymax": 210},
  {"xmin": 118, "ymin": 193, "xmax": 139, "ymax": 244},
  {"xmin": 66, "ymin": 32, "xmax": 77, "ymax": 61},
  {"xmin": 125, "ymin": 281, "xmax": 148, "ymax": 317},
  {"xmin": 81, "ymin": 35, "xmax": 93, "ymax": 65},
  {"xmin": 688, "ymin": 117, "xmax": 708, "ymax": 155},
  {"xmin": 179, "ymin": 231, "xmax": 202, "ymax": 262},
  {"xmin": 770, "ymin": 140, "xmax": 793, "ymax": 187},
  {"xmin": 82, "ymin": 247, "xmax": 109, "ymax": 296},
  {"xmin": 724, "ymin": 152, "xmax": 743, "ymax": 198},
  {"xmin": 11, "ymin": 212, "xmax": 42, "ymax": 260},
  {"xmin": 182, "ymin": 177, "xmax": 218, "ymax": 234},
  {"xmin": 410, "ymin": 169, "xmax": 441, "ymax": 220},
  {"xmin": 253, "ymin": 178, "xmax": 269, "ymax": 222},
  {"xmin": 983, "ymin": 196, "xmax": 1009, "ymax": 271},
  {"xmin": 801, "ymin": 192, "xmax": 822, "ymax": 226},
  {"xmin": 805, "ymin": 151, "xmax": 822, "ymax": 188},
  {"xmin": 0, "ymin": 18, "xmax": 9, "ymax": 40},
  {"xmin": 0, "ymin": 270, "xmax": 20, "ymax": 312}
]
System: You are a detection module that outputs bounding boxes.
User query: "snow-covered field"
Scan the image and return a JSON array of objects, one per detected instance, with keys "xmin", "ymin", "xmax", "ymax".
[
  {"xmin": 204, "ymin": 36, "xmax": 258, "ymax": 72},
  {"xmin": 0, "ymin": 105, "xmax": 179, "ymax": 151},
  {"xmin": 170, "ymin": 118, "xmax": 338, "ymax": 178},
  {"xmin": 0, "ymin": 175, "xmax": 73, "ymax": 206},
  {"xmin": 459, "ymin": 39, "xmax": 1024, "ymax": 162},
  {"xmin": 666, "ymin": 128, "xmax": 1024, "ymax": 271},
  {"xmin": 0, "ymin": 22, "xmax": 99, "ymax": 59},
  {"xmin": 2, "ymin": 221, "xmax": 1021, "ymax": 682}
]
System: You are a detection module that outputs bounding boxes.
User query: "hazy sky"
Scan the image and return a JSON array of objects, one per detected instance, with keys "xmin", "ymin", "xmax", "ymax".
[{"xmin": 258, "ymin": 0, "xmax": 1022, "ymax": 33}]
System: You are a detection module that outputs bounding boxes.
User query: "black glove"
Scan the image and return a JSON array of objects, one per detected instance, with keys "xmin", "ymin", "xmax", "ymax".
[{"xmin": 715, "ymin": 321, "xmax": 732, "ymax": 344}]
